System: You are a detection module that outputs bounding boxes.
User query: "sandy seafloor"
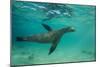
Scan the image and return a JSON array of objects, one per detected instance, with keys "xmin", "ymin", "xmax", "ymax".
[{"xmin": 11, "ymin": 1, "xmax": 96, "ymax": 66}]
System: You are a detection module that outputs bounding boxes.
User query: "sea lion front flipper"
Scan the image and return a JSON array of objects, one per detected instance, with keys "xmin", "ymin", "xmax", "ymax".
[
  {"xmin": 42, "ymin": 23, "xmax": 52, "ymax": 31},
  {"xmin": 48, "ymin": 38, "xmax": 60, "ymax": 55}
]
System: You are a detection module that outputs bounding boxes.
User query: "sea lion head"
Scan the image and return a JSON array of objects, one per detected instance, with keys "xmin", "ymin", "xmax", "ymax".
[
  {"xmin": 67, "ymin": 26, "xmax": 75, "ymax": 32},
  {"xmin": 62, "ymin": 26, "xmax": 75, "ymax": 33}
]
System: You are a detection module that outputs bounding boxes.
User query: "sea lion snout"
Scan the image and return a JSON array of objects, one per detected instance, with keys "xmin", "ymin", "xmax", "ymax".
[
  {"xmin": 66, "ymin": 26, "xmax": 75, "ymax": 32},
  {"xmin": 70, "ymin": 27, "xmax": 75, "ymax": 32}
]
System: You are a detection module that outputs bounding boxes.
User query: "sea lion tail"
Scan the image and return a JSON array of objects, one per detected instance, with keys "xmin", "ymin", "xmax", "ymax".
[{"xmin": 16, "ymin": 37, "xmax": 25, "ymax": 41}]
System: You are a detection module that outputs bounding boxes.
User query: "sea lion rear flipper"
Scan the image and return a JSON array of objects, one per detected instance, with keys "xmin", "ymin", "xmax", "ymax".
[
  {"xmin": 16, "ymin": 37, "xmax": 24, "ymax": 41},
  {"xmin": 42, "ymin": 23, "xmax": 52, "ymax": 31},
  {"xmin": 48, "ymin": 38, "xmax": 60, "ymax": 55}
]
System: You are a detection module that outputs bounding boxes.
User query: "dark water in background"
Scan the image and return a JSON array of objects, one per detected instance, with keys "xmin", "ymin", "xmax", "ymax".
[{"xmin": 11, "ymin": 1, "xmax": 96, "ymax": 65}]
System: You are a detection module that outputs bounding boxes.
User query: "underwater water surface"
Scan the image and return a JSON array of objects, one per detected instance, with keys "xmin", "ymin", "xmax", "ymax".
[{"xmin": 11, "ymin": 1, "xmax": 96, "ymax": 66}]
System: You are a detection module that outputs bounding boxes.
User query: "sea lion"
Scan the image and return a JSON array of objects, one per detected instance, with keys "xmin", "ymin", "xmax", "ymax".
[{"xmin": 16, "ymin": 24, "xmax": 75, "ymax": 55}]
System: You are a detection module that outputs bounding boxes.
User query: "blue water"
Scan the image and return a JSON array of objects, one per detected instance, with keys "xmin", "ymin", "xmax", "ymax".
[{"xmin": 11, "ymin": 1, "xmax": 96, "ymax": 66}]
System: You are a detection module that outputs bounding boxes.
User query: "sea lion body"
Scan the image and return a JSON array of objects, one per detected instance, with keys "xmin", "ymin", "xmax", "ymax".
[
  {"xmin": 16, "ymin": 24, "xmax": 75, "ymax": 55},
  {"xmin": 17, "ymin": 30, "xmax": 62, "ymax": 42}
]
